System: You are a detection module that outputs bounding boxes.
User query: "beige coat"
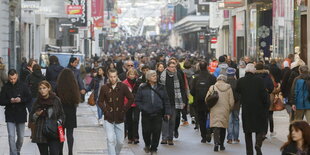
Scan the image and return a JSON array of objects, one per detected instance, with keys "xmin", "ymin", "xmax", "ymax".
[
  {"xmin": 0, "ymin": 64, "xmax": 7, "ymax": 92},
  {"xmin": 206, "ymin": 81, "xmax": 234, "ymax": 128}
]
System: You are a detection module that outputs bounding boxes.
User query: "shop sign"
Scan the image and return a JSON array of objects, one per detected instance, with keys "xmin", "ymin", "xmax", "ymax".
[
  {"xmin": 199, "ymin": 0, "xmax": 217, "ymax": 4},
  {"xmin": 67, "ymin": 5, "xmax": 83, "ymax": 15},
  {"xmin": 70, "ymin": 0, "xmax": 87, "ymax": 27}
]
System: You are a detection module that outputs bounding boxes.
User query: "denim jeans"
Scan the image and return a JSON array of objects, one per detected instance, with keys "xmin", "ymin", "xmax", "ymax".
[
  {"xmin": 162, "ymin": 107, "xmax": 176, "ymax": 140},
  {"xmin": 104, "ymin": 121, "xmax": 124, "ymax": 155},
  {"xmin": 96, "ymin": 104, "xmax": 103, "ymax": 120},
  {"xmin": 227, "ymin": 109, "xmax": 240, "ymax": 140},
  {"xmin": 7, "ymin": 122, "xmax": 25, "ymax": 155}
]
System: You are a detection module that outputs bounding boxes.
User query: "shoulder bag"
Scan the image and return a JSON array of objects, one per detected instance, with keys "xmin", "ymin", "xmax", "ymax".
[{"xmin": 205, "ymin": 86, "xmax": 219, "ymax": 110}]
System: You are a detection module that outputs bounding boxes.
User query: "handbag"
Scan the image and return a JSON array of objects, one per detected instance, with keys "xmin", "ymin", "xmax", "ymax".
[
  {"xmin": 205, "ymin": 86, "xmax": 219, "ymax": 110},
  {"xmin": 43, "ymin": 118, "xmax": 59, "ymax": 140},
  {"xmin": 88, "ymin": 91, "xmax": 96, "ymax": 106},
  {"xmin": 271, "ymin": 94, "xmax": 285, "ymax": 111}
]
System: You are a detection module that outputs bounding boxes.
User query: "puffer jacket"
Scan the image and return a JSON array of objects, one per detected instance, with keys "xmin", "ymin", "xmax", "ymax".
[
  {"xmin": 290, "ymin": 74, "xmax": 310, "ymax": 110},
  {"xmin": 206, "ymin": 81, "xmax": 234, "ymax": 128}
]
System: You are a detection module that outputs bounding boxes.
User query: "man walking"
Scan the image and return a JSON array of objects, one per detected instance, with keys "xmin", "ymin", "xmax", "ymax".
[
  {"xmin": 0, "ymin": 69, "xmax": 31, "ymax": 155},
  {"xmin": 190, "ymin": 61, "xmax": 216, "ymax": 143},
  {"xmin": 236, "ymin": 64, "xmax": 269, "ymax": 155},
  {"xmin": 98, "ymin": 69, "xmax": 134, "ymax": 155},
  {"xmin": 160, "ymin": 61, "xmax": 188, "ymax": 145}
]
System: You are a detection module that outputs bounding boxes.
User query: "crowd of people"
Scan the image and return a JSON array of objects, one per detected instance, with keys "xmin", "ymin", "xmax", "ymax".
[{"xmin": 0, "ymin": 42, "xmax": 309, "ymax": 155}]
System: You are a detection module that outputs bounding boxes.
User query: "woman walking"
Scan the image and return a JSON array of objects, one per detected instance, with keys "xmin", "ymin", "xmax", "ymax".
[
  {"xmin": 30, "ymin": 81, "xmax": 65, "ymax": 155},
  {"xmin": 56, "ymin": 69, "xmax": 81, "ymax": 155},
  {"xmin": 206, "ymin": 75, "xmax": 234, "ymax": 152},
  {"xmin": 87, "ymin": 67, "xmax": 107, "ymax": 125}
]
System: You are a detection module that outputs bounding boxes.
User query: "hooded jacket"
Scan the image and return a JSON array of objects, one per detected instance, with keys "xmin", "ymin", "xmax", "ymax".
[
  {"xmin": 25, "ymin": 69, "xmax": 46, "ymax": 98},
  {"xmin": 206, "ymin": 81, "xmax": 234, "ymax": 128}
]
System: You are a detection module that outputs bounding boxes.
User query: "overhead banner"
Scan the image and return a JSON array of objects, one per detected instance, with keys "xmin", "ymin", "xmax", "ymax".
[
  {"xmin": 70, "ymin": 0, "xmax": 87, "ymax": 27},
  {"xmin": 223, "ymin": 0, "xmax": 244, "ymax": 8},
  {"xmin": 92, "ymin": 0, "xmax": 104, "ymax": 27}
]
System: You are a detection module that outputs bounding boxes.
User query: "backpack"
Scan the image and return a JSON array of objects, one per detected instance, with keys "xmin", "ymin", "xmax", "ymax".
[{"xmin": 195, "ymin": 75, "xmax": 212, "ymax": 103}]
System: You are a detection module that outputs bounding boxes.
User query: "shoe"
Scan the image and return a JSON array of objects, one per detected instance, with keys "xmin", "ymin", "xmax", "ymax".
[
  {"xmin": 98, "ymin": 119, "xmax": 103, "ymax": 126},
  {"xmin": 161, "ymin": 140, "xmax": 167, "ymax": 144},
  {"xmin": 206, "ymin": 135, "xmax": 211, "ymax": 143},
  {"xmin": 220, "ymin": 145, "xmax": 225, "ymax": 151},
  {"xmin": 270, "ymin": 132, "xmax": 276, "ymax": 137},
  {"xmin": 150, "ymin": 151, "xmax": 157, "ymax": 155},
  {"xmin": 194, "ymin": 126, "xmax": 198, "ymax": 130},
  {"xmin": 128, "ymin": 139, "xmax": 133, "ymax": 144},
  {"xmin": 191, "ymin": 117, "xmax": 196, "ymax": 124},
  {"xmin": 214, "ymin": 145, "xmax": 219, "ymax": 152},
  {"xmin": 134, "ymin": 139, "xmax": 139, "ymax": 144},
  {"xmin": 181, "ymin": 121, "xmax": 189, "ymax": 126},
  {"xmin": 174, "ymin": 131, "xmax": 179, "ymax": 138},
  {"xmin": 168, "ymin": 140, "xmax": 174, "ymax": 145},
  {"xmin": 227, "ymin": 140, "xmax": 233, "ymax": 144},
  {"xmin": 234, "ymin": 139, "xmax": 240, "ymax": 144},
  {"xmin": 143, "ymin": 147, "xmax": 150, "ymax": 153},
  {"xmin": 201, "ymin": 138, "xmax": 207, "ymax": 143}
]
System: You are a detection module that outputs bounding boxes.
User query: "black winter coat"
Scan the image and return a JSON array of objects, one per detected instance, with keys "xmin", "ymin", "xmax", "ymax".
[
  {"xmin": 20, "ymin": 67, "xmax": 31, "ymax": 82},
  {"xmin": 282, "ymin": 143, "xmax": 310, "ymax": 155},
  {"xmin": 30, "ymin": 94, "xmax": 65, "ymax": 143},
  {"xmin": 269, "ymin": 64, "xmax": 282, "ymax": 83},
  {"xmin": 25, "ymin": 70, "xmax": 46, "ymax": 98},
  {"xmin": 281, "ymin": 67, "xmax": 292, "ymax": 98},
  {"xmin": 0, "ymin": 81, "xmax": 32, "ymax": 123},
  {"xmin": 62, "ymin": 104, "xmax": 77, "ymax": 129},
  {"xmin": 288, "ymin": 66, "xmax": 300, "ymax": 105},
  {"xmin": 46, "ymin": 64, "xmax": 64, "ymax": 91},
  {"xmin": 236, "ymin": 73, "xmax": 269, "ymax": 133},
  {"xmin": 135, "ymin": 83, "xmax": 171, "ymax": 115},
  {"xmin": 190, "ymin": 71, "xmax": 216, "ymax": 111},
  {"xmin": 255, "ymin": 70, "xmax": 274, "ymax": 94}
]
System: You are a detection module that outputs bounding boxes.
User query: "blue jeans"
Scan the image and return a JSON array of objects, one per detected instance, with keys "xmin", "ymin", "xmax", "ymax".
[
  {"xmin": 104, "ymin": 121, "xmax": 124, "ymax": 155},
  {"xmin": 227, "ymin": 109, "xmax": 240, "ymax": 140},
  {"xmin": 96, "ymin": 104, "xmax": 103, "ymax": 119},
  {"xmin": 7, "ymin": 122, "xmax": 25, "ymax": 155}
]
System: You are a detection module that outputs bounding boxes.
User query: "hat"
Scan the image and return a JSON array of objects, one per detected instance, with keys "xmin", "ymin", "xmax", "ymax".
[
  {"xmin": 217, "ymin": 74, "xmax": 227, "ymax": 82},
  {"xmin": 226, "ymin": 67, "xmax": 236, "ymax": 76},
  {"xmin": 245, "ymin": 63, "xmax": 256, "ymax": 73}
]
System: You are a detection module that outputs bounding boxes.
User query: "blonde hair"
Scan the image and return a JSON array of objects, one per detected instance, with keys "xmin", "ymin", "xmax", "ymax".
[{"xmin": 126, "ymin": 68, "xmax": 138, "ymax": 77}]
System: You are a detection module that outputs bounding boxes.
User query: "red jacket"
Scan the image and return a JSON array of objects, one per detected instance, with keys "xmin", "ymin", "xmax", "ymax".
[{"xmin": 123, "ymin": 79, "xmax": 137, "ymax": 107}]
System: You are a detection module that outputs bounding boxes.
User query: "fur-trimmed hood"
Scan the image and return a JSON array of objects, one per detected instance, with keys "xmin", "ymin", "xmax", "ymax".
[{"xmin": 255, "ymin": 69, "xmax": 270, "ymax": 75}]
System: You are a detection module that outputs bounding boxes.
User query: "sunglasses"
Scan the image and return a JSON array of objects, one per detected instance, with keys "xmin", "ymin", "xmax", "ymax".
[{"xmin": 127, "ymin": 65, "xmax": 134, "ymax": 67}]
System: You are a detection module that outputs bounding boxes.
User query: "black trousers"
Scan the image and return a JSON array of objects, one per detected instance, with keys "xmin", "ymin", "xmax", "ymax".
[
  {"xmin": 59, "ymin": 128, "xmax": 74, "ymax": 155},
  {"xmin": 174, "ymin": 109, "xmax": 182, "ymax": 133},
  {"xmin": 181, "ymin": 104, "xmax": 188, "ymax": 121},
  {"xmin": 213, "ymin": 127, "xmax": 226, "ymax": 145},
  {"xmin": 268, "ymin": 111, "xmax": 274, "ymax": 133},
  {"xmin": 125, "ymin": 107, "xmax": 140, "ymax": 140},
  {"xmin": 197, "ymin": 110, "xmax": 212, "ymax": 139},
  {"xmin": 244, "ymin": 132, "xmax": 265, "ymax": 155},
  {"xmin": 142, "ymin": 113, "xmax": 162, "ymax": 152},
  {"xmin": 37, "ymin": 140, "xmax": 61, "ymax": 155}
]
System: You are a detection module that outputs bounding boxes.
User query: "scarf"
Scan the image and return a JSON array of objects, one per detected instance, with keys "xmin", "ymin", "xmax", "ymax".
[
  {"xmin": 37, "ymin": 92, "xmax": 56, "ymax": 117},
  {"xmin": 161, "ymin": 69, "xmax": 184, "ymax": 109}
]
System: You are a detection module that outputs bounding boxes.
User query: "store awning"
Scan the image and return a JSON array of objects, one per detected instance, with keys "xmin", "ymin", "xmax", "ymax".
[{"xmin": 173, "ymin": 15, "xmax": 209, "ymax": 34}]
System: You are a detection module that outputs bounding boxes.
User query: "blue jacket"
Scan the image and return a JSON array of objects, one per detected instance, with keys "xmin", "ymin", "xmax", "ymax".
[
  {"xmin": 135, "ymin": 83, "xmax": 171, "ymax": 115},
  {"xmin": 292, "ymin": 75, "xmax": 310, "ymax": 110}
]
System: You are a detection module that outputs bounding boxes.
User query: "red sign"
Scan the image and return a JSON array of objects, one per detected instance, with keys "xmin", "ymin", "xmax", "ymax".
[
  {"xmin": 67, "ymin": 5, "xmax": 83, "ymax": 15},
  {"xmin": 92, "ymin": 0, "xmax": 104, "ymax": 27},
  {"xmin": 111, "ymin": 23, "xmax": 118, "ymax": 28},
  {"xmin": 211, "ymin": 37, "xmax": 217, "ymax": 44}
]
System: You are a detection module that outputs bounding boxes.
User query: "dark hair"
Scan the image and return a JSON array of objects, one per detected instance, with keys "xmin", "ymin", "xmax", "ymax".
[
  {"xmin": 281, "ymin": 121, "xmax": 310, "ymax": 151},
  {"xmin": 56, "ymin": 68, "xmax": 80, "ymax": 105},
  {"xmin": 32, "ymin": 64, "xmax": 41, "ymax": 71},
  {"xmin": 27, "ymin": 59, "xmax": 36, "ymax": 67},
  {"xmin": 142, "ymin": 65, "xmax": 150, "ymax": 70},
  {"xmin": 8, "ymin": 69, "xmax": 17, "ymax": 76},
  {"xmin": 288, "ymin": 54, "xmax": 294, "ymax": 60},
  {"xmin": 219, "ymin": 56, "xmax": 226, "ymax": 63},
  {"xmin": 255, "ymin": 62, "xmax": 264, "ymax": 70},
  {"xmin": 184, "ymin": 60, "xmax": 192, "ymax": 69},
  {"xmin": 97, "ymin": 67, "xmax": 105, "ymax": 77},
  {"xmin": 49, "ymin": 55, "xmax": 60, "ymax": 65},
  {"xmin": 156, "ymin": 62, "xmax": 165, "ymax": 69},
  {"xmin": 199, "ymin": 61, "xmax": 208, "ymax": 71},
  {"xmin": 38, "ymin": 80, "xmax": 53, "ymax": 95},
  {"xmin": 68, "ymin": 57, "xmax": 77, "ymax": 67}
]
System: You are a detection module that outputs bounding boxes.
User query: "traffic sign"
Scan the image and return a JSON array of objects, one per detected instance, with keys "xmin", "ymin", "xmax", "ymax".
[{"xmin": 211, "ymin": 37, "xmax": 217, "ymax": 44}]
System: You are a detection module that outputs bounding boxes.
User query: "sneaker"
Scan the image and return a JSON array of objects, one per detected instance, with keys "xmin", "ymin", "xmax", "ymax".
[
  {"xmin": 134, "ymin": 139, "xmax": 139, "ymax": 144},
  {"xmin": 227, "ymin": 140, "xmax": 233, "ymax": 144},
  {"xmin": 181, "ymin": 121, "xmax": 189, "ymax": 126},
  {"xmin": 168, "ymin": 140, "xmax": 174, "ymax": 145},
  {"xmin": 161, "ymin": 140, "xmax": 167, "ymax": 144},
  {"xmin": 234, "ymin": 139, "xmax": 240, "ymax": 144},
  {"xmin": 270, "ymin": 132, "xmax": 276, "ymax": 137},
  {"xmin": 143, "ymin": 147, "xmax": 150, "ymax": 153},
  {"xmin": 174, "ymin": 131, "xmax": 179, "ymax": 138},
  {"xmin": 98, "ymin": 119, "xmax": 103, "ymax": 126}
]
